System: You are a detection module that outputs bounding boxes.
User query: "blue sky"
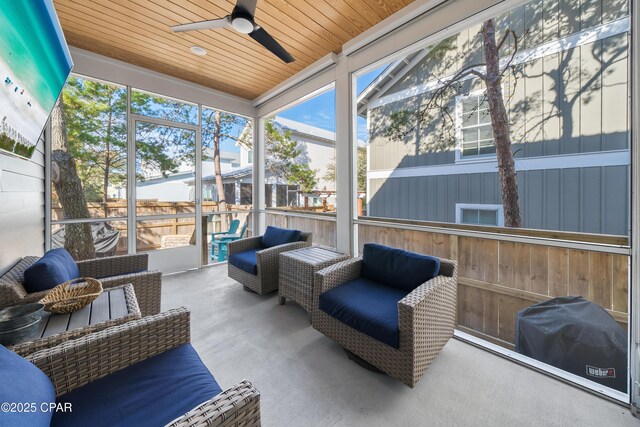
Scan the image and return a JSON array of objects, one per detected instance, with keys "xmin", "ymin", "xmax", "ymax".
[
  {"xmin": 215, "ymin": 63, "xmax": 388, "ymax": 153},
  {"xmin": 276, "ymin": 64, "xmax": 389, "ymax": 142}
]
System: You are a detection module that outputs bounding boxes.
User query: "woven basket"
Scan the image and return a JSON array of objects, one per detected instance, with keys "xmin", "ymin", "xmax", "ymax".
[{"xmin": 39, "ymin": 278, "xmax": 103, "ymax": 314}]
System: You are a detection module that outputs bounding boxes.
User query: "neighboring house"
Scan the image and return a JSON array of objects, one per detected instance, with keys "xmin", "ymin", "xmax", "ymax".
[
  {"xmin": 135, "ymin": 150, "xmax": 240, "ymax": 202},
  {"xmin": 198, "ymin": 117, "xmax": 340, "ymax": 207},
  {"xmin": 274, "ymin": 116, "xmax": 337, "ymax": 192},
  {"xmin": 358, "ymin": 1, "xmax": 630, "ymax": 236},
  {"xmin": 129, "ymin": 116, "xmax": 345, "ymax": 209}
]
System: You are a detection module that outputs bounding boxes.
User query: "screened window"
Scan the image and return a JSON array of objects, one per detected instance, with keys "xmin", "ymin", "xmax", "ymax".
[
  {"xmin": 240, "ymin": 183, "xmax": 253, "ymax": 205},
  {"xmin": 51, "ymin": 75, "xmax": 127, "ymax": 220},
  {"xmin": 131, "ymin": 89, "xmax": 198, "ymax": 125},
  {"xmin": 356, "ymin": 0, "xmax": 630, "ymax": 237},
  {"xmin": 263, "ymin": 86, "xmax": 336, "ymax": 213},
  {"xmin": 224, "ymin": 183, "xmax": 236, "ymax": 205},
  {"xmin": 201, "ymin": 106, "xmax": 253, "ymax": 213}
]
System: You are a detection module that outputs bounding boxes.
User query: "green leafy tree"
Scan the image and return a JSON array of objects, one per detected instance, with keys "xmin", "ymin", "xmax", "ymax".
[
  {"xmin": 62, "ymin": 76, "xmax": 127, "ymax": 202},
  {"xmin": 55, "ymin": 77, "xmax": 200, "ymax": 256},
  {"xmin": 265, "ymin": 119, "xmax": 317, "ymax": 195},
  {"xmin": 61, "ymin": 78, "xmax": 197, "ymax": 204},
  {"xmin": 130, "ymin": 90, "xmax": 197, "ymax": 182}
]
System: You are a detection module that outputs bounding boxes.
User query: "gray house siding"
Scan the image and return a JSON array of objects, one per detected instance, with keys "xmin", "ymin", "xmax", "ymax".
[
  {"xmin": 368, "ymin": 31, "xmax": 629, "ymax": 171},
  {"xmin": 365, "ymin": 0, "xmax": 630, "ymax": 236},
  {"xmin": 369, "ymin": 164, "xmax": 629, "ymax": 236}
]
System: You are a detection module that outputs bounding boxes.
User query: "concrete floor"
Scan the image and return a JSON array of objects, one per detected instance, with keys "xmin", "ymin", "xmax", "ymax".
[{"xmin": 162, "ymin": 265, "xmax": 636, "ymax": 427}]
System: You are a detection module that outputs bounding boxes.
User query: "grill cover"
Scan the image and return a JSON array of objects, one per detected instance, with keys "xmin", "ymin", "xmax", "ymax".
[{"xmin": 516, "ymin": 296, "xmax": 627, "ymax": 393}]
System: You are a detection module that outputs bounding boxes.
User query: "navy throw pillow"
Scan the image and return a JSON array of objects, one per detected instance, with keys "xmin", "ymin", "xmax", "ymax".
[
  {"xmin": 261, "ymin": 226, "xmax": 302, "ymax": 248},
  {"xmin": 23, "ymin": 249, "xmax": 80, "ymax": 293},
  {"xmin": 0, "ymin": 345, "xmax": 56, "ymax": 427},
  {"xmin": 361, "ymin": 243, "xmax": 440, "ymax": 292}
]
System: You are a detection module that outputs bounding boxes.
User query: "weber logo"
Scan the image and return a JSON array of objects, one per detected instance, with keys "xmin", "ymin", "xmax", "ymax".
[{"xmin": 586, "ymin": 366, "xmax": 615, "ymax": 379}]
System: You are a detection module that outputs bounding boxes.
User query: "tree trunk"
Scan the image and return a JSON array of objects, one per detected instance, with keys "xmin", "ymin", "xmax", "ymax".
[
  {"xmin": 212, "ymin": 111, "xmax": 233, "ymax": 226},
  {"xmin": 51, "ymin": 98, "xmax": 96, "ymax": 260},
  {"xmin": 482, "ymin": 19, "xmax": 522, "ymax": 228},
  {"xmin": 103, "ymin": 106, "xmax": 113, "ymax": 203}
]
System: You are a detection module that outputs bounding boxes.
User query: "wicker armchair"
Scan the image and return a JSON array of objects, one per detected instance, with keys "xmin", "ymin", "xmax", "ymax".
[
  {"xmin": 25, "ymin": 308, "xmax": 261, "ymax": 426},
  {"xmin": 228, "ymin": 232, "xmax": 312, "ymax": 295},
  {"xmin": 0, "ymin": 253, "xmax": 161, "ymax": 316},
  {"xmin": 311, "ymin": 256, "xmax": 458, "ymax": 388}
]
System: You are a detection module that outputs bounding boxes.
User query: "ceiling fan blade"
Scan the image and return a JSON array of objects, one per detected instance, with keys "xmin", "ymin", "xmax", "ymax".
[
  {"xmin": 235, "ymin": 0, "xmax": 258, "ymax": 16},
  {"xmin": 249, "ymin": 26, "xmax": 295, "ymax": 63},
  {"xmin": 171, "ymin": 16, "xmax": 230, "ymax": 33}
]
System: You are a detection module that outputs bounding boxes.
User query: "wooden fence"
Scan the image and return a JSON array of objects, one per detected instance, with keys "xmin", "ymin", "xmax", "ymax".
[
  {"xmin": 262, "ymin": 211, "xmax": 630, "ymax": 350},
  {"xmin": 265, "ymin": 210, "xmax": 337, "ymax": 248},
  {"xmin": 52, "ymin": 201, "xmax": 252, "ymax": 254},
  {"xmin": 357, "ymin": 221, "xmax": 629, "ymax": 350}
]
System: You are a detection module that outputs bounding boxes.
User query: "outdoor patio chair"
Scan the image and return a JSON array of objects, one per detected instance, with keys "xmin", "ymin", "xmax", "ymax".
[
  {"xmin": 311, "ymin": 243, "xmax": 458, "ymax": 387},
  {"xmin": 210, "ymin": 218, "xmax": 240, "ymax": 258},
  {"xmin": 2, "ymin": 307, "xmax": 260, "ymax": 426},
  {"xmin": 213, "ymin": 221, "xmax": 248, "ymax": 262},
  {"xmin": 0, "ymin": 250, "xmax": 162, "ymax": 316},
  {"xmin": 228, "ymin": 226, "xmax": 312, "ymax": 294}
]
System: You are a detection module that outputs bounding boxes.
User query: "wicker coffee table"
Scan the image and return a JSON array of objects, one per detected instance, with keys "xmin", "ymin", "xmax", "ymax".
[
  {"xmin": 278, "ymin": 246, "xmax": 349, "ymax": 319},
  {"xmin": 9, "ymin": 283, "xmax": 141, "ymax": 356}
]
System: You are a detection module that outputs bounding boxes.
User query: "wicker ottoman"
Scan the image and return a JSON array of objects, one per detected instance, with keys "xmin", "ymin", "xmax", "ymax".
[{"xmin": 278, "ymin": 246, "xmax": 350, "ymax": 319}]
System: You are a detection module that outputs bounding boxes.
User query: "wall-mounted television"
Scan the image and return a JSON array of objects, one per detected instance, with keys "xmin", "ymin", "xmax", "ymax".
[{"xmin": 0, "ymin": 0, "xmax": 72, "ymax": 159}]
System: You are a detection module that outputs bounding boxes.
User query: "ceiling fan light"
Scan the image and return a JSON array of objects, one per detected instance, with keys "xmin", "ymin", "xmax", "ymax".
[{"xmin": 232, "ymin": 17, "xmax": 254, "ymax": 34}]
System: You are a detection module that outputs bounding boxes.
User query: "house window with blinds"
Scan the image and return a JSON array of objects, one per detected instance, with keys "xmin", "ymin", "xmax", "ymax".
[{"xmin": 457, "ymin": 92, "xmax": 495, "ymax": 158}]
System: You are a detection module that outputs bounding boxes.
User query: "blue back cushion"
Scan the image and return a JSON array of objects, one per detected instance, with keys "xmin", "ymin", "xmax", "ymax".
[
  {"xmin": 261, "ymin": 226, "xmax": 302, "ymax": 248},
  {"xmin": 361, "ymin": 243, "xmax": 440, "ymax": 292},
  {"xmin": 23, "ymin": 249, "xmax": 80, "ymax": 293},
  {"xmin": 52, "ymin": 344, "xmax": 223, "ymax": 427},
  {"xmin": 319, "ymin": 278, "xmax": 408, "ymax": 348},
  {"xmin": 0, "ymin": 345, "xmax": 55, "ymax": 427},
  {"xmin": 228, "ymin": 248, "xmax": 260, "ymax": 275}
]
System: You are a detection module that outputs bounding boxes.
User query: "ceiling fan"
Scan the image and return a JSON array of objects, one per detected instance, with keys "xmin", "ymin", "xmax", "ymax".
[{"xmin": 171, "ymin": 0, "xmax": 295, "ymax": 63}]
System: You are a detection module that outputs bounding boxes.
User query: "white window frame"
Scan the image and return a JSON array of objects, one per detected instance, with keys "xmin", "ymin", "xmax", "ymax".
[
  {"xmin": 455, "ymin": 88, "xmax": 498, "ymax": 163},
  {"xmin": 455, "ymin": 203, "xmax": 504, "ymax": 227}
]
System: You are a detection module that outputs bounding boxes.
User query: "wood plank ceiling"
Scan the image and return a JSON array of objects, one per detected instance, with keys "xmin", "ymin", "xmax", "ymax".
[{"xmin": 53, "ymin": 0, "xmax": 414, "ymax": 100}]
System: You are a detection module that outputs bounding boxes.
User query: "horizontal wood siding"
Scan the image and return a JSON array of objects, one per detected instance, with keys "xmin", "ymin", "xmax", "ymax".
[
  {"xmin": 0, "ymin": 137, "xmax": 45, "ymax": 275},
  {"xmin": 358, "ymin": 223, "xmax": 628, "ymax": 350}
]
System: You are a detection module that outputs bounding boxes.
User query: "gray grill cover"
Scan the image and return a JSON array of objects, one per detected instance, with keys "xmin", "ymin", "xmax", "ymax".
[
  {"xmin": 52, "ymin": 222, "xmax": 120, "ymax": 258},
  {"xmin": 516, "ymin": 296, "xmax": 627, "ymax": 393}
]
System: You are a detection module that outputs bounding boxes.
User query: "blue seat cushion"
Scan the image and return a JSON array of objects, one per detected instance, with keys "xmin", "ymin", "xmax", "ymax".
[
  {"xmin": 52, "ymin": 344, "xmax": 222, "ymax": 427},
  {"xmin": 261, "ymin": 226, "xmax": 301, "ymax": 248},
  {"xmin": 23, "ymin": 248, "xmax": 80, "ymax": 293},
  {"xmin": 319, "ymin": 278, "xmax": 409, "ymax": 348},
  {"xmin": 361, "ymin": 243, "xmax": 440, "ymax": 292},
  {"xmin": 228, "ymin": 248, "xmax": 260, "ymax": 275},
  {"xmin": 0, "ymin": 345, "xmax": 55, "ymax": 427}
]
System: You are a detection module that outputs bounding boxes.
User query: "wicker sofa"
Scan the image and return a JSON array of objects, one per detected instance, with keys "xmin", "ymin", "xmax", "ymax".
[
  {"xmin": 228, "ymin": 229, "xmax": 312, "ymax": 295},
  {"xmin": 0, "ymin": 253, "xmax": 162, "ymax": 316},
  {"xmin": 7, "ymin": 308, "xmax": 260, "ymax": 426},
  {"xmin": 311, "ymin": 244, "xmax": 458, "ymax": 388}
]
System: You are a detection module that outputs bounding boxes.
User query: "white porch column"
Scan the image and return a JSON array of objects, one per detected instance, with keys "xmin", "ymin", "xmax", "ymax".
[
  {"xmin": 335, "ymin": 56, "xmax": 354, "ymax": 255},
  {"xmin": 630, "ymin": 0, "xmax": 639, "ymax": 415},
  {"xmin": 254, "ymin": 117, "xmax": 266, "ymax": 236}
]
